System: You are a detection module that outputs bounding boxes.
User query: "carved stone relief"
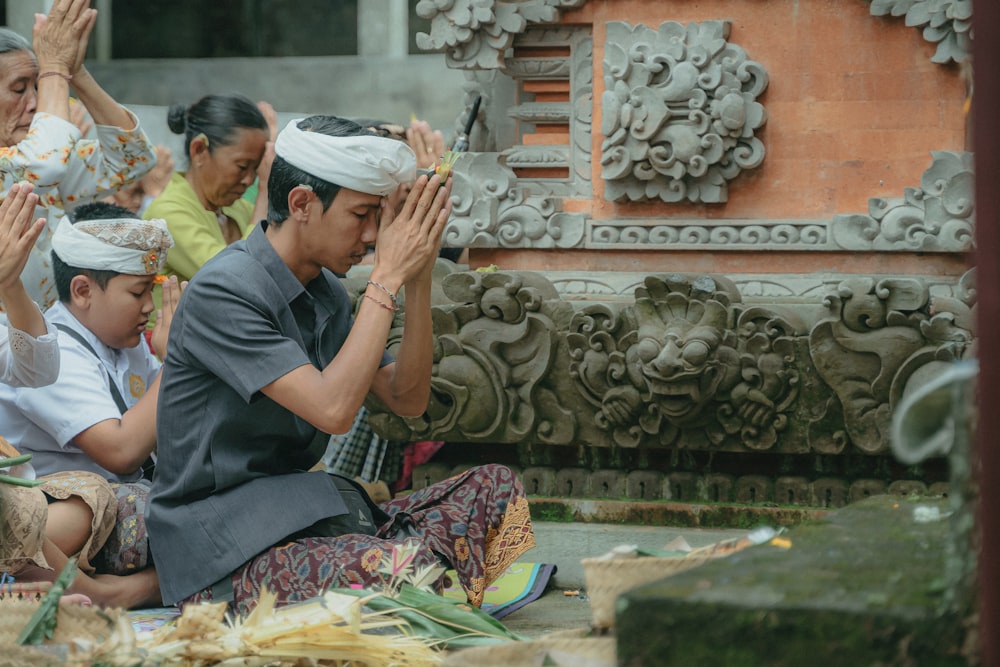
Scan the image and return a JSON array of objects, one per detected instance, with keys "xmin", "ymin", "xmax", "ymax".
[
  {"xmin": 587, "ymin": 151, "xmax": 973, "ymax": 251},
  {"xmin": 600, "ymin": 20, "xmax": 768, "ymax": 204},
  {"xmin": 869, "ymin": 0, "xmax": 972, "ymax": 64},
  {"xmin": 414, "ymin": 0, "xmax": 587, "ymax": 69},
  {"xmin": 831, "ymin": 151, "xmax": 974, "ymax": 252},
  {"xmin": 361, "ymin": 269, "xmax": 974, "ymax": 457},
  {"xmin": 442, "ymin": 27, "xmax": 593, "ymax": 249},
  {"xmin": 568, "ymin": 275, "xmax": 801, "ymax": 451}
]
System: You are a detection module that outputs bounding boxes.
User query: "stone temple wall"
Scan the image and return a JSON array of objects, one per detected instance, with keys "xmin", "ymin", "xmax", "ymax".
[{"xmin": 356, "ymin": 0, "xmax": 974, "ymax": 509}]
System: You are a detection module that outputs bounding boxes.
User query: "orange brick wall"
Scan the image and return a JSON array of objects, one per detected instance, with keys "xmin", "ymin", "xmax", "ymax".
[{"xmin": 473, "ymin": 0, "xmax": 968, "ymax": 276}]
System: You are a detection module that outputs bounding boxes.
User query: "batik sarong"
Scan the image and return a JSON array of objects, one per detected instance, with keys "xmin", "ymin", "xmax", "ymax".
[{"xmin": 182, "ymin": 464, "xmax": 535, "ymax": 617}]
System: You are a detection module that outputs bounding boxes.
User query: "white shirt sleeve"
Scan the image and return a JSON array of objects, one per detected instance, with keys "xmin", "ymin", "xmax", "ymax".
[{"xmin": 0, "ymin": 319, "xmax": 59, "ymax": 388}]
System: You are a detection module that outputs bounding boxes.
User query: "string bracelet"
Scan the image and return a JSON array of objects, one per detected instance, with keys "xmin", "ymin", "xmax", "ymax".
[
  {"xmin": 366, "ymin": 279, "xmax": 399, "ymax": 308},
  {"xmin": 363, "ymin": 292, "xmax": 399, "ymax": 312},
  {"xmin": 37, "ymin": 71, "xmax": 72, "ymax": 83}
]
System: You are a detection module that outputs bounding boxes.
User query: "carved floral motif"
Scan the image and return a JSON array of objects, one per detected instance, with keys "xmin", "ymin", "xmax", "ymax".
[
  {"xmin": 600, "ymin": 20, "xmax": 768, "ymax": 203},
  {"xmin": 869, "ymin": 0, "xmax": 972, "ymax": 64},
  {"xmin": 414, "ymin": 0, "xmax": 587, "ymax": 69},
  {"xmin": 831, "ymin": 151, "xmax": 974, "ymax": 252}
]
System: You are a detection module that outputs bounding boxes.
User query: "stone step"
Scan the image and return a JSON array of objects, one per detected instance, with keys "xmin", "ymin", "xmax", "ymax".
[{"xmin": 615, "ymin": 495, "xmax": 974, "ymax": 666}]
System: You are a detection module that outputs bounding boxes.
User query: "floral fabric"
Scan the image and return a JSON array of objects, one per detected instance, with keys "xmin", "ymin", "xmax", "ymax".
[
  {"xmin": 0, "ymin": 470, "xmax": 116, "ymax": 575},
  {"xmin": 95, "ymin": 480, "xmax": 151, "ymax": 574},
  {"xmin": 182, "ymin": 464, "xmax": 535, "ymax": 617},
  {"xmin": 0, "ymin": 111, "xmax": 156, "ymax": 313}
]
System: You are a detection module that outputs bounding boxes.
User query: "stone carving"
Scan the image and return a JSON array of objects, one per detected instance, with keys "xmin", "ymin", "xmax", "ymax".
[
  {"xmin": 590, "ymin": 219, "xmax": 827, "ymax": 248},
  {"xmin": 600, "ymin": 20, "xmax": 768, "ymax": 203},
  {"xmin": 358, "ymin": 268, "xmax": 973, "ymax": 460},
  {"xmin": 442, "ymin": 27, "xmax": 592, "ymax": 249},
  {"xmin": 443, "ymin": 152, "xmax": 587, "ymax": 248},
  {"xmin": 588, "ymin": 152, "xmax": 973, "ymax": 251},
  {"xmin": 368, "ymin": 271, "xmax": 578, "ymax": 444},
  {"xmin": 567, "ymin": 275, "xmax": 800, "ymax": 450},
  {"xmin": 808, "ymin": 274, "xmax": 974, "ymax": 455},
  {"xmin": 869, "ymin": 0, "xmax": 972, "ymax": 64},
  {"xmin": 414, "ymin": 0, "xmax": 587, "ymax": 69},
  {"xmin": 831, "ymin": 151, "xmax": 974, "ymax": 252}
]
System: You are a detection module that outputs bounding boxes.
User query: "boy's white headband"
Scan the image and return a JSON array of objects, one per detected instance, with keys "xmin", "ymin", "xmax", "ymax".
[{"xmin": 51, "ymin": 216, "xmax": 173, "ymax": 275}]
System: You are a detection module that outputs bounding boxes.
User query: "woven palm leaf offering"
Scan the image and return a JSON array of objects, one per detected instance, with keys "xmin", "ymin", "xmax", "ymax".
[
  {"xmin": 130, "ymin": 587, "xmax": 441, "ymax": 666},
  {"xmin": 417, "ymin": 150, "xmax": 460, "ymax": 184},
  {"xmin": 331, "ymin": 539, "xmax": 527, "ymax": 651}
]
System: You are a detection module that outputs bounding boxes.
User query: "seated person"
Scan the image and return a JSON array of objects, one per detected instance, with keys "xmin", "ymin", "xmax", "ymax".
[
  {"xmin": 0, "ymin": 185, "xmax": 158, "ymax": 608},
  {"xmin": 0, "ymin": 201, "xmax": 181, "ymax": 584},
  {"xmin": 143, "ymin": 94, "xmax": 273, "ymax": 284},
  {"xmin": 0, "ymin": 0, "xmax": 159, "ymax": 314},
  {"xmin": 147, "ymin": 115, "xmax": 535, "ymax": 616}
]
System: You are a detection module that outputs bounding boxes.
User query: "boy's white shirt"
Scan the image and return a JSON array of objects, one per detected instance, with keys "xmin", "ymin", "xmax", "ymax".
[
  {"xmin": 0, "ymin": 306, "xmax": 59, "ymax": 389},
  {"xmin": 0, "ymin": 301, "xmax": 160, "ymax": 482}
]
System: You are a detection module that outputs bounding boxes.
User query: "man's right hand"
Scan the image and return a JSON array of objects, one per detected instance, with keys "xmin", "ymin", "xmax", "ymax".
[{"xmin": 371, "ymin": 173, "xmax": 453, "ymax": 288}]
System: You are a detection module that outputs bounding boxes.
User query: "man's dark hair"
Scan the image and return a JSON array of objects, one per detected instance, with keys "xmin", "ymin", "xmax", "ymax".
[
  {"xmin": 52, "ymin": 201, "xmax": 139, "ymax": 302},
  {"xmin": 266, "ymin": 115, "xmax": 378, "ymax": 226}
]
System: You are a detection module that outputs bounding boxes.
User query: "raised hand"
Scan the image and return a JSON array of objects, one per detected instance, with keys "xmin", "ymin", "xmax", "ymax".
[
  {"xmin": 140, "ymin": 145, "xmax": 175, "ymax": 199},
  {"xmin": 0, "ymin": 183, "xmax": 45, "ymax": 292},
  {"xmin": 406, "ymin": 119, "xmax": 446, "ymax": 170},
  {"xmin": 33, "ymin": 0, "xmax": 97, "ymax": 77},
  {"xmin": 150, "ymin": 276, "xmax": 184, "ymax": 361},
  {"xmin": 372, "ymin": 173, "xmax": 453, "ymax": 287}
]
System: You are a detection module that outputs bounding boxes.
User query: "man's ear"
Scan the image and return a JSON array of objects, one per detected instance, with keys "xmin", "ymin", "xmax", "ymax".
[
  {"xmin": 286, "ymin": 186, "xmax": 314, "ymax": 223},
  {"xmin": 69, "ymin": 275, "xmax": 94, "ymax": 309}
]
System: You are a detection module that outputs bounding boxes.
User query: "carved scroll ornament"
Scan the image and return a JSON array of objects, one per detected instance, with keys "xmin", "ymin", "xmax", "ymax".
[
  {"xmin": 808, "ymin": 274, "xmax": 975, "ymax": 455},
  {"xmin": 414, "ymin": 0, "xmax": 587, "ymax": 69},
  {"xmin": 601, "ymin": 20, "xmax": 768, "ymax": 204},
  {"xmin": 831, "ymin": 151, "xmax": 974, "ymax": 252},
  {"xmin": 869, "ymin": 0, "xmax": 972, "ymax": 64}
]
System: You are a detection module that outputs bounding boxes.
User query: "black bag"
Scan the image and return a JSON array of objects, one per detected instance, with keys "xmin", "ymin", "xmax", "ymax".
[{"xmin": 298, "ymin": 474, "xmax": 391, "ymax": 538}]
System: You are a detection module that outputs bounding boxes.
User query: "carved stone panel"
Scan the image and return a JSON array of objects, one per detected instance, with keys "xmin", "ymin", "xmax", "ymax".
[
  {"xmin": 869, "ymin": 0, "xmax": 972, "ymax": 64},
  {"xmin": 600, "ymin": 20, "xmax": 768, "ymax": 203},
  {"xmin": 361, "ymin": 268, "xmax": 975, "ymax": 456},
  {"xmin": 831, "ymin": 151, "xmax": 974, "ymax": 252},
  {"xmin": 414, "ymin": 0, "xmax": 587, "ymax": 69}
]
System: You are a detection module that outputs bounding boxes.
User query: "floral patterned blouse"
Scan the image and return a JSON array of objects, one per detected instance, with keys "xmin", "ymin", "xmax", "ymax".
[{"xmin": 0, "ymin": 110, "xmax": 156, "ymax": 314}]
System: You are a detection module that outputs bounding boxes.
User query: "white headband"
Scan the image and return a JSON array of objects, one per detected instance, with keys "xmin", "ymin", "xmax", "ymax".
[
  {"xmin": 51, "ymin": 216, "xmax": 174, "ymax": 275},
  {"xmin": 273, "ymin": 118, "xmax": 417, "ymax": 196}
]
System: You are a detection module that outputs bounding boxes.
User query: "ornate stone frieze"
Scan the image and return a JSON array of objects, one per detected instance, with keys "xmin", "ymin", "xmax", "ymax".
[
  {"xmin": 360, "ymin": 269, "xmax": 974, "ymax": 457},
  {"xmin": 368, "ymin": 271, "xmax": 579, "ymax": 445},
  {"xmin": 588, "ymin": 219, "xmax": 827, "ymax": 249},
  {"xmin": 568, "ymin": 275, "xmax": 801, "ymax": 451},
  {"xmin": 831, "ymin": 151, "xmax": 974, "ymax": 252},
  {"xmin": 808, "ymin": 274, "xmax": 975, "ymax": 455},
  {"xmin": 600, "ymin": 20, "xmax": 768, "ymax": 204},
  {"xmin": 585, "ymin": 152, "xmax": 973, "ymax": 251},
  {"xmin": 414, "ymin": 0, "xmax": 588, "ymax": 69},
  {"xmin": 869, "ymin": 0, "xmax": 972, "ymax": 64}
]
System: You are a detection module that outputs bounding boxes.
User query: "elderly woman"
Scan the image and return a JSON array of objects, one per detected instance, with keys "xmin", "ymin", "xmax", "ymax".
[
  {"xmin": 143, "ymin": 94, "xmax": 273, "ymax": 283},
  {"xmin": 0, "ymin": 0, "xmax": 157, "ymax": 313}
]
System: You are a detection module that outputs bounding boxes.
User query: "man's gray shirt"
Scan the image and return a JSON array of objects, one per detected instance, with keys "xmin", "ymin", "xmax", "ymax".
[{"xmin": 147, "ymin": 223, "xmax": 392, "ymax": 605}]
